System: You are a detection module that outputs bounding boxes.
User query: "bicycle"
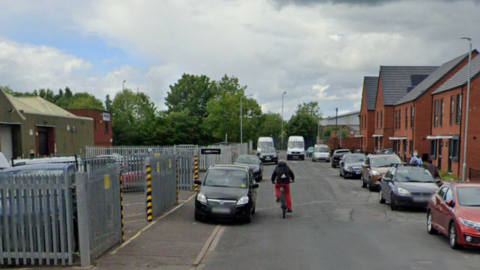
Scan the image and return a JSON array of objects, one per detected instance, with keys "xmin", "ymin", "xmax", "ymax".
[{"xmin": 275, "ymin": 181, "xmax": 293, "ymax": 219}]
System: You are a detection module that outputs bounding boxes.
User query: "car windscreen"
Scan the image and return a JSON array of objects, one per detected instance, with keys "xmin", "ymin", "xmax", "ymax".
[
  {"xmin": 315, "ymin": 147, "xmax": 329, "ymax": 153},
  {"xmin": 288, "ymin": 141, "xmax": 304, "ymax": 148},
  {"xmin": 262, "ymin": 148, "xmax": 276, "ymax": 153},
  {"xmin": 236, "ymin": 156, "xmax": 259, "ymax": 165},
  {"xmin": 258, "ymin": 142, "xmax": 273, "ymax": 148},
  {"xmin": 371, "ymin": 156, "xmax": 402, "ymax": 168},
  {"xmin": 204, "ymin": 169, "xmax": 247, "ymax": 188},
  {"xmin": 394, "ymin": 169, "xmax": 434, "ymax": 182},
  {"xmin": 344, "ymin": 156, "xmax": 365, "ymax": 163},
  {"xmin": 457, "ymin": 187, "xmax": 480, "ymax": 207},
  {"xmin": 335, "ymin": 150, "xmax": 350, "ymax": 154}
]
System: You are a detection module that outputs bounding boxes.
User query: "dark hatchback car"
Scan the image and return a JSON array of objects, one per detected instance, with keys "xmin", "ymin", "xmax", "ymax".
[
  {"xmin": 331, "ymin": 149, "xmax": 352, "ymax": 168},
  {"xmin": 194, "ymin": 164, "xmax": 258, "ymax": 223},
  {"xmin": 258, "ymin": 147, "xmax": 278, "ymax": 164},
  {"xmin": 379, "ymin": 166, "xmax": 438, "ymax": 211},
  {"xmin": 339, "ymin": 154, "xmax": 366, "ymax": 179},
  {"xmin": 234, "ymin": 154, "xmax": 263, "ymax": 181}
]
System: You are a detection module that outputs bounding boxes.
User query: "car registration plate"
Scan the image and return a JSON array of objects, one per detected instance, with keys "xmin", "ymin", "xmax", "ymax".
[
  {"xmin": 211, "ymin": 207, "xmax": 231, "ymax": 214},
  {"xmin": 413, "ymin": 196, "xmax": 429, "ymax": 202},
  {"xmin": 266, "ymin": 157, "xmax": 271, "ymax": 160}
]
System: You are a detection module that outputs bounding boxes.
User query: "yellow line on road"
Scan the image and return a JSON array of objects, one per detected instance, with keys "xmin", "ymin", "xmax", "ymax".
[{"xmin": 110, "ymin": 193, "xmax": 197, "ymax": 255}]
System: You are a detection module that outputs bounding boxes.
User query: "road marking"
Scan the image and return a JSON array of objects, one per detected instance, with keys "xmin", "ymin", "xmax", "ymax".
[
  {"xmin": 208, "ymin": 226, "xmax": 226, "ymax": 252},
  {"xmin": 192, "ymin": 225, "xmax": 222, "ymax": 266},
  {"xmin": 110, "ymin": 193, "xmax": 197, "ymax": 255},
  {"xmin": 124, "ymin": 219, "xmax": 144, "ymax": 224}
]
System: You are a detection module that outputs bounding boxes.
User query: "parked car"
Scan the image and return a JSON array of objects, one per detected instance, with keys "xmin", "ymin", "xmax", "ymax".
[
  {"xmin": 427, "ymin": 182, "xmax": 480, "ymax": 249},
  {"xmin": 361, "ymin": 154, "xmax": 402, "ymax": 191},
  {"xmin": 306, "ymin": 147, "xmax": 314, "ymax": 157},
  {"xmin": 194, "ymin": 164, "xmax": 258, "ymax": 223},
  {"xmin": 234, "ymin": 154, "xmax": 263, "ymax": 181},
  {"xmin": 312, "ymin": 144, "xmax": 330, "ymax": 162},
  {"xmin": 0, "ymin": 152, "xmax": 10, "ymax": 171},
  {"xmin": 331, "ymin": 149, "xmax": 351, "ymax": 168},
  {"xmin": 375, "ymin": 148, "xmax": 395, "ymax": 155},
  {"xmin": 258, "ymin": 147, "xmax": 278, "ymax": 164},
  {"xmin": 379, "ymin": 166, "xmax": 438, "ymax": 210},
  {"xmin": 339, "ymin": 154, "xmax": 365, "ymax": 179}
]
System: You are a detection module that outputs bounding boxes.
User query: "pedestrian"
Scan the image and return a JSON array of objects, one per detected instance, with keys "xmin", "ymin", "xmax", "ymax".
[
  {"xmin": 425, "ymin": 159, "xmax": 440, "ymax": 179},
  {"xmin": 409, "ymin": 150, "xmax": 422, "ymax": 167}
]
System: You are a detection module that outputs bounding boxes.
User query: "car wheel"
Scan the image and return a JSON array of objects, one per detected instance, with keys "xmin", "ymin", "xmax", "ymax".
[
  {"xmin": 379, "ymin": 190, "xmax": 386, "ymax": 204},
  {"xmin": 361, "ymin": 176, "xmax": 367, "ymax": 188},
  {"xmin": 390, "ymin": 193, "xmax": 398, "ymax": 211},
  {"xmin": 449, "ymin": 221, "xmax": 463, "ymax": 249},
  {"xmin": 331, "ymin": 163, "xmax": 335, "ymax": 168},
  {"xmin": 368, "ymin": 179, "xmax": 377, "ymax": 192},
  {"xmin": 252, "ymin": 204, "xmax": 256, "ymax": 215},
  {"xmin": 194, "ymin": 209, "xmax": 202, "ymax": 222},
  {"xmin": 245, "ymin": 207, "xmax": 252, "ymax": 224},
  {"xmin": 427, "ymin": 211, "xmax": 438, "ymax": 235}
]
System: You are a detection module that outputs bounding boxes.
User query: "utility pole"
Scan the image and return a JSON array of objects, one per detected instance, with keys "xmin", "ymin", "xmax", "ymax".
[
  {"xmin": 461, "ymin": 37, "xmax": 472, "ymax": 182},
  {"xmin": 282, "ymin": 92, "xmax": 286, "ymax": 149}
]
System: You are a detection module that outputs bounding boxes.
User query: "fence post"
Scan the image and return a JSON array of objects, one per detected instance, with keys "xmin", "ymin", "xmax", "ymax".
[
  {"xmin": 176, "ymin": 158, "xmax": 179, "ymax": 204},
  {"xmin": 145, "ymin": 158, "xmax": 153, "ymax": 222},
  {"xmin": 76, "ymin": 172, "xmax": 92, "ymax": 267},
  {"xmin": 120, "ymin": 174, "xmax": 125, "ymax": 242},
  {"xmin": 194, "ymin": 156, "xmax": 199, "ymax": 191}
]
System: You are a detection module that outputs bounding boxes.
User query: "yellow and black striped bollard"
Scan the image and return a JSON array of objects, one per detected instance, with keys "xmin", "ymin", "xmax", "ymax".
[
  {"xmin": 194, "ymin": 156, "xmax": 199, "ymax": 192},
  {"xmin": 146, "ymin": 165, "xmax": 153, "ymax": 222},
  {"xmin": 120, "ymin": 174, "xmax": 125, "ymax": 242}
]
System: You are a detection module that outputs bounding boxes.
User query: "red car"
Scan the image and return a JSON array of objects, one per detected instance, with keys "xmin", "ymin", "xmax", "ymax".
[{"xmin": 427, "ymin": 182, "xmax": 480, "ymax": 249}]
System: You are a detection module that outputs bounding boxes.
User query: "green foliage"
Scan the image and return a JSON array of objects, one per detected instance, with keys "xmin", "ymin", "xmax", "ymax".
[
  {"xmin": 287, "ymin": 102, "xmax": 322, "ymax": 138},
  {"xmin": 296, "ymin": 101, "xmax": 322, "ymax": 120},
  {"xmin": 68, "ymin": 93, "xmax": 105, "ymax": 110},
  {"xmin": 258, "ymin": 112, "xmax": 282, "ymax": 138},
  {"xmin": 322, "ymin": 126, "xmax": 348, "ymax": 138}
]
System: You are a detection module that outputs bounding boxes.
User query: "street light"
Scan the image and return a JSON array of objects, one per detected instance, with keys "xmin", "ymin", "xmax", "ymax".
[
  {"xmin": 461, "ymin": 36, "xmax": 472, "ymax": 182},
  {"xmin": 240, "ymin": 94, "xmax": 253, "ymax": 145},
  {"xmin": 122, "ymin": 80, "xmax": 126, "ymax": 91},
  {"xmin": 282, "ymin": 92, "xmax": 286, "ymax": 150}
]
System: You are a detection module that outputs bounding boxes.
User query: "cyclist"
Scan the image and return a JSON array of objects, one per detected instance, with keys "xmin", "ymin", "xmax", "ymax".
[{"xmin": 271, "ymin": 160, "xmax": 295, "ymax": 213}]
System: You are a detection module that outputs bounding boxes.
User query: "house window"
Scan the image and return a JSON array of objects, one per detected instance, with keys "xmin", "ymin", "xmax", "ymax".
[
  {"xmin": 451, "ymin": 137, "xmax": 460, "ymax": 162},
  {"xmin": 405, "ymin": 108, "xmax": 408, "ymax": 129},
  {"xmin": 430, "ymin": 140, "xmax": 437, "ymax": 159},
  {"xmin": 411, "ymin": 106, "xmax": 414, "ymax": 129},
  {"xmin": 399, "ymin": 110, "xmax": 401, "ymax": 130},
  {"xmin": 105, "ymin": 122, "xmax": 109, "ymax": 134},
  {"xmin": 380, "ymin": 137, "xmax": 383, "ymax": 149},
  {"xmin": 377, "ymin": 111, "xmax": 379, "ymax": 129},
  {"xmin": 395, "ymin": 110, "xmax": 398, "ymax": 130},
  {"xmin": 450, "ymin": 95, "xmax": 454, "ymax": 125},
  {"xmin": 409, "ymin": 140, "xmax": 413, "ymax": 154},
  {"xmin": 434, "ymin": 100, "xmax": 439, "ymax": 127},
  {"xmin": 375, "ymin": 137, "xmax": 378, "ymax": 149},
  {"xmin": 440, "ymin": 99, "xmax": 444, "ymax": 126},
  {"xmin": 456, "ymin": 94, "xmax": 462, "ymax": 125}
]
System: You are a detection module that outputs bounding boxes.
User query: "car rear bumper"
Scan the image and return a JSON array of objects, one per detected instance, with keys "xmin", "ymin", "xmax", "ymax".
[
  {"xmin": 260, "ymin": 157, "xmax": 277, "ymax": 163},
  {"xmin": 393, "ymin": 195, "xmax": 429, "ymax": 208},
  {"xmin": 195, "ymin": 201, "xmax": 250, "ymax": 220},
  {"xmin": 343, "ymin": 170, "xmax": 362, "ymax": 178}
]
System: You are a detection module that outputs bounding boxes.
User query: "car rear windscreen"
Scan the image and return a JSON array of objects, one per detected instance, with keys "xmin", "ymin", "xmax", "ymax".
[{"xmin": 204, "ymin": 169, "xmax": 248, "ymax": 188}]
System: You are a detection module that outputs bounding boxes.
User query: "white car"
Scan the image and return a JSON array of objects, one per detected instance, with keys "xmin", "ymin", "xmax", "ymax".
[{"xmin": 312, "ymin": 145, "xmax": 330, "ymax": 162}]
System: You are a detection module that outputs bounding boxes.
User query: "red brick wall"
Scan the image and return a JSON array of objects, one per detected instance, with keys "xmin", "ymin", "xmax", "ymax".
[
  {"xmin": 326, "ymin": 137, "xmax": 362, "ymax": 152},
  {"xmin": 465, "ymin": 75, "xmax": 480, "ymax": 180},
  {"xmin": 68, "ymin": 109, "xmax": 113, "ymax": 147},
  {"xmin": 360, "ymin": 82, "xmax": 375, "ymax": 153}
]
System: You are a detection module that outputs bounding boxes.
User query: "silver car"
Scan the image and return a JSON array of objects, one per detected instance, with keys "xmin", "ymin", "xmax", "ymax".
[{"xmin": 312, "ymin": 145, "xmax": 330, "ymax": 162}]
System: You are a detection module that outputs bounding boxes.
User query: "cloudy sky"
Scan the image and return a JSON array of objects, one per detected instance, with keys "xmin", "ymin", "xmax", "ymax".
[{"xmin": 0, "ymin": 0, "xmax": 479, "ymax": 119}]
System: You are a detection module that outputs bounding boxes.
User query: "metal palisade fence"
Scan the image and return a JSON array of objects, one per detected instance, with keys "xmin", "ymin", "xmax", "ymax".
[
  {"xmin": 144, "ymin": 156, "xmax": 177, "ymax": 221},
  {"xmin": 0, "ymin": 171, "xmax": 75, "ymax": 266},
  {"xmin": 76, "ymin": 159, "xmax": 122, "ymax": 267}
]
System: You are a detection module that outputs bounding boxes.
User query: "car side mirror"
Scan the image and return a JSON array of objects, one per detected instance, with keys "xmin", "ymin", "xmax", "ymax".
[
  {"xmin": 194, "ymin": 180, "xmax": 202, "ymax": 185},
  {"xmin": 446, "ymin": 199, "xmax": 455, "ymax": 207},
  {"xmin": 252, "ymin": 184, "xmax": 259, "ymax": 189}
]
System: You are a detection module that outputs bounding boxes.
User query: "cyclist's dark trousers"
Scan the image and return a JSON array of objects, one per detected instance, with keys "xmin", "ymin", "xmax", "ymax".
[{"xmin": 275, "ymin": 183, "xmax": 292, "ymax": 211}]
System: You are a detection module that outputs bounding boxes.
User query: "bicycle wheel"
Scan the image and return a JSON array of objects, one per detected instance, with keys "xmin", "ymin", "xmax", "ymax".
[{"xmin": 280, "ymin": 187, "xmax": 286, "ymax": 219}]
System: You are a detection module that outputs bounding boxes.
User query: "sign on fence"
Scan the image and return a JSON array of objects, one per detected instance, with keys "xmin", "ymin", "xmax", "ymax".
[{"xmin": 201, "ymin": 148, "xmax": 221, "ymax": 155}]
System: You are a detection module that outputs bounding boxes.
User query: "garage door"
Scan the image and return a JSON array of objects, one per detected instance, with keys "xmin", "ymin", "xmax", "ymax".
[{"xmin": 0, "ymin": 124, "xmax": 13, "ymax": 162}]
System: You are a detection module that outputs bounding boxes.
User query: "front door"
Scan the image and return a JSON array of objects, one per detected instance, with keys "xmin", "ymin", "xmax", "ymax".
[
  {"xmin": 403, "ymin": 140, "xmax": 407, "ymax": 162},
  {"xmin": 438, "ymin": 140, "xmax": 443, "ymax": 171}
]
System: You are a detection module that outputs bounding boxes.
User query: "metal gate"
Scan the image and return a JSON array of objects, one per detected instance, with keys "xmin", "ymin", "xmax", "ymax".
[
  {"xmin": 0, "ymin": 173, "xmax": 75, "ymax": 266},
  {"xmin": 76, "ymin": 159, "xmax": 122, "ymax": 266}
]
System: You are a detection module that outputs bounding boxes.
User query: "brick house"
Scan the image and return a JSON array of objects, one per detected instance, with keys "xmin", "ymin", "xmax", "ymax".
[
  {"xmin": 392, "ymin": 52, "xmax": 476, "ymax": 162},
  {"xmin": 429, "ymin": 54, "xmax": 480, "ymax": 179},
  {"xmin": 359, "ymin": 76, "xmax": 378, "ymax": 154},
  {"xmin": 68, "ymin": 109, "xmax": 113, "ymax": 147},
  {"xmin": 373, "ymin": 66, "xmax": 438, "ymax": 152}
]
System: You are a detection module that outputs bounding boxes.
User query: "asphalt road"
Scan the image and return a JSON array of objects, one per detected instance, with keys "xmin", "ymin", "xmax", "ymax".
[{"xmin": 200, "ymin": 153, "xmax": 480, "ymax": 270}]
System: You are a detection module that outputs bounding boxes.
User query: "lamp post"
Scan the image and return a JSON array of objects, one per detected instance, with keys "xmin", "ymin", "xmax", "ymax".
[
  {"xmin": 461, "ymin": 37, "xmax": 472, "ymax": 182},
  {"xmin": 240, "ymin": 94, "xmax": 253, "ymax": 145},
  {"xmin": 282, "ymin": 92, "xmax": 286, "ymax": 150},
  {"xmin": 122, "ymin": 80, "xmax": 126, "ymax": 91}
]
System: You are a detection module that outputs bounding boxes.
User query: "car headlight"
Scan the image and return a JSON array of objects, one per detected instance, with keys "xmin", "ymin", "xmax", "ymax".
[
  {"xmin": 237, "ymin": 195, "xmax": 249, "ymax": 205},
  {"xmin": 459, "ymin": 218, "xmax": 480, "ymax": 230},
  {"xmin": 197, "ymin": 193, "xmax": 207, "ymax": 205},
  {"xmin": 371, "ymin": 170, "xmax": 381, "ymax": 176},
  {"xmin": 344, "ymin": 166, "xmax": 352, "ymax": 172},
  {"xmin": 253, "ymin": 167, "xmax": 260, "ymax": 172},
  {"xmin": 397, "ymin": 188, "xmax": 411, "ymax": 196}
]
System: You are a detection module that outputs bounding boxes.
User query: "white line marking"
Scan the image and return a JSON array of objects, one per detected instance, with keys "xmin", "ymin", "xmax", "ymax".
[
  {"xmin": 192, "ymin": 225, "xmax": 222, "ymax": 266},
  {"xmin": 110, "ymin": 193, "xmax": 196, "ymax": 255}
]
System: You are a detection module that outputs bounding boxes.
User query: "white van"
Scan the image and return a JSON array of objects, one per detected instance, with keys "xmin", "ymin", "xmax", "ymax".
[
  {"xmin": 257, "ymin": 137, "xmax": 274, "ymax": 153},
  {"xmin": 287, "ymin": 136, "xmax": 305, "ymax": 160}
]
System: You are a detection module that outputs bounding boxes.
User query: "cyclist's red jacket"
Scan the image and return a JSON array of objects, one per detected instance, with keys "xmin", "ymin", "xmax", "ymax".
[{"xmin": 271, "ymin": 161, "xmax": 295, "ymax": 184}]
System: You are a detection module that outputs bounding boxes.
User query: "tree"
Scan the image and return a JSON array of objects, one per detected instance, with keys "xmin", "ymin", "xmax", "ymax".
[
  {"xmin": 105, "ymin": 95, "xmax": 113, "ymax": 111},
  {"xmin": 258, "ymin": 112, "xmax": 282, "ymax": 138},
  {"xmin": 287, "ymin": 102, "xmax": 322, "ymax": 139},
  {"xmin": 67, "ymin": 93, "xmax": 105, "ymax": 110},
  {"xmin": 297, "ymin": 101, "xmax": 322, "ymax": 119},
  {"xmin": 322, "ymin": 126, "xmax": 348, "ymax": 138},
  {"xmin": 203, "ymin": 75, "xmax": 262, "ymax": 143}
]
